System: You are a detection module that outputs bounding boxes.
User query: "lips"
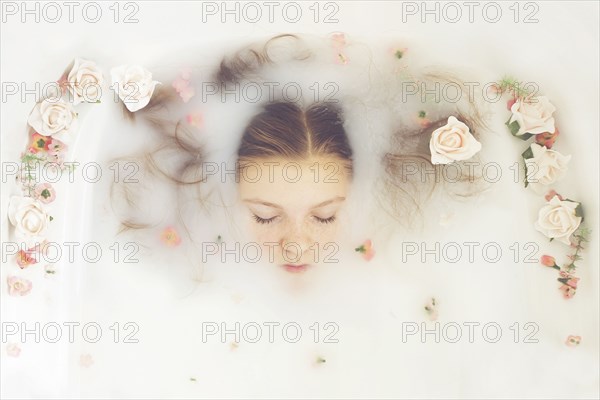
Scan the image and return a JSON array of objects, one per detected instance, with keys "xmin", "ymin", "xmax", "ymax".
[{"xmin": 282, "ymin": 264, "xmax": 309, "ymax": 273}]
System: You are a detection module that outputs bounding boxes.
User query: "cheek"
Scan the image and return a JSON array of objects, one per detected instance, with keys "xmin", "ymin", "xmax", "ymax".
[
  {"xmin": 250, "ymin": 224, "xmax": 283, "ymax": 245},
  {"xmin": 315, "ymin": 223, "xmax": 339, "ymax": 243}
]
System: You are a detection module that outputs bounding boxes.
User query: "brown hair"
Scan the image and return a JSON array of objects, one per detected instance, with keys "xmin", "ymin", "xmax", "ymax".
[
  {"xmin": 378, "ymin": 69, "xmax": 491, "ymax": 228},
  {"xmin": 109, "ymin": 84, "xmax": 207, "ymax": 234},
  {"xmin": 380, "ymin": 113, "xmax": 489, "ymax": 228},
  {"xmin": 235, "ymin": 101, "xmax": 353, "ymax": 177},
  {"xmin": 111, "ymin": 33, "xmax": 489, "ymax": 239}
]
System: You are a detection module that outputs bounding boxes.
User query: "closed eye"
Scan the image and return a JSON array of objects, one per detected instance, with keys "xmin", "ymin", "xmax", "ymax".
[
  {"xmin": 314, "ymin": 215, "xmax": 336, "ymax": 224},
  {"xmin": 252, "ymin": 214, "xmax": 277, "ymax": 224}
]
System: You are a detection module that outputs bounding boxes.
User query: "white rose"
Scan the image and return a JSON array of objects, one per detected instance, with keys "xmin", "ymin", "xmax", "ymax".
[
  {"xmin": 66, "ymin": 58, "xmax": 104, "ymax": 104},
  {"xmin": 525, "ymin": 143, "xmax": 571, "ymax": 186},
  {"xmin": 7, "ymin": 196, "xmax": 51, "ymax": 248},
  {"xmin": 509, "ymin": 96, "xmax": 556, "ymax": 136},
  {"xmin": 429, "ymin": 116, "xmax": 482, "ymax": 164},
  {"xmin": 110, "ymin": 65, "xmax": 160, "ymax": 112},
  {"xmin": 27, "ymin": 98, "xmax": 78, "ymax": 142},
  {"xmin": 534, "ymin": 195, "xmax": 582, "ymax": 245}
]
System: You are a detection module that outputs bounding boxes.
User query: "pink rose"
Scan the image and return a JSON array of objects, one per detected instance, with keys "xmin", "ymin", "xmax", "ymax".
[
  {"xmin": 6, "ymin": 343, "xmax": 21, "ymax": 357},
  {"xmin": 35, "ymin": 183, "xmax": 56, "ymax": 204},
  {"xmin": 7, "ymin": 276, "xmax": 32, "ymax": 296},
  {"xmin": 540, "ymin": 255, "xmax": 557, "ymax": 268},
  {"xmin": 16, "ymin": 250, "xmax": 37, "ymax": 269}
]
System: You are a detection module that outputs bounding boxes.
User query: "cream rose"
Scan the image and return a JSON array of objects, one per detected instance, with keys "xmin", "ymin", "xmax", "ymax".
[
  {"xmin": 525, "ymin": 143, "xmax": 571, "ymax": 186},
  {"xmin": 509, "ymin": 95, "xmax": 556, "ymax": 136},
  {"xmin": 27, "ymin": 98, "xmax": 78, "ymax": 141},
  {"xmin": 7, "ymin": 196, "xmax": 51, "ymax": 248},
  {"xmin": 66, "ymin": 58, "xmax": 104, "ymax": 104},
  {"xmin": 429, "ymin": 116, "xmax": 482, "ymax": 164},
  {"xmin": 534, "ymin": 195, "xmax": 582, "ymax": 245},
  {"xmin": 110, "ymin": 65, "xmax": 160, "ymax": 112}
]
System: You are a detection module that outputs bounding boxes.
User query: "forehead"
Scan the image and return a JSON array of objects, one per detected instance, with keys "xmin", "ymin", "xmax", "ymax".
[{"xmin": 238, "ymin": 156, "xmax": 350, "ymax": 209}]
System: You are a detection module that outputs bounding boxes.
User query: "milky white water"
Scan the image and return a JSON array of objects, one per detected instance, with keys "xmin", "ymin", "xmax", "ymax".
[{"xmin": 1, "ymin": 1, "xmax": 598, "ymax": 398}]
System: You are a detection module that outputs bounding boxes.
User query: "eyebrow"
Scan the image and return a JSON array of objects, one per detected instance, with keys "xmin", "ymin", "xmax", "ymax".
[{"xmin": 242, "ymin": 196, "xmax": 346, "ymax": 210}]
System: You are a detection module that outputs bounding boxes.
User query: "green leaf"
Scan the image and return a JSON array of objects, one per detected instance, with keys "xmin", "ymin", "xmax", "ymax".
[
  {"xmin": 506, "ymin": 118, "xmax": 534, "ymax": 140},
  {"xmin": 521, "ymin": 146, "xmax": 533, "ymax": 188},
  {"xmin": 521, "ymin": 146, "xmax": 534, "ymax": 160},
  {"xmin": 575, "ymin": 203, "xmax": 584, "ymax": 219},
  {"xmin": 505, "ymin": 117, "xmax": 520, "ymax": 135}
]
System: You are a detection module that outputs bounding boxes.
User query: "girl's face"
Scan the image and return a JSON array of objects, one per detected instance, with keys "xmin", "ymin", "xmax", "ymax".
[{"xmin": 238, "ymin": 156, "xmax": 351, "ymax": 273}]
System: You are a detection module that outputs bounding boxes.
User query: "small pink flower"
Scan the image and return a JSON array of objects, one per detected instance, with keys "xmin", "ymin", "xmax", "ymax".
[
  {"xmin": 540, "ymin": 255, "xmax": 557, "ymax": 268},
  {"xmin": 16, "ymin": 250, "xmax": 37, "ymax": 269},
  {"xmin": 29, "ymin": 133, "xmax": 52, "ymax": 153},
  {"xmin": 186, "ymin": 112, "xmax": 203, "ymax": 128},
  {"xmin": 161, "ymin": 226, "xmax": 181, "ymax": 247},
  {"xmin": 178, "ymin": 86, "xmax": 195, "ymax": 103},
  {"xmin": 330, "ymin": 32, "xmax": 346, "ymax": 48},
  {"xmin": 416, "ymin": 110, "xmax": 431, "ymax": 128},
  {"xmin": 6, "ymin": 343, "xmax": 21, "ymax": 357},
  {"xmin": 46, "ymin": 138, "xmax": 68, "ymax": 165},
  {"xmin": 388, "ymin": 46, "xmax": 408, "ymax": 60},
  {"xmin": 559, "ymin": 284, "xmax": 576, "ymax": 299},
  {"xmin": 565, "ymin": 277, "xmax": 579, "ymax": 289},
  {"xmin": 48, "ymin": 138, "xmax": 68, "ymax": 157},
  {"xmin": 79, "ymin": 353, "xmax": 94, "ymax": 367},
  {"xmin": 34, "ymin": 183, "xmax": 56, "ymax": 204},
  {"xmin": 355, "ymin": 240, "xmax": 375, "ymax": 261},
  {"xmin": 544, "ymin": 190, "xmax": 564, "ymax": 202},
  {"xmin": 558, "ymin": 270, "xmax": 573, "ymax": 279},
  {"xmin": 535, "ymin": 127, "xmax": 560, "ymax": 149},
  {"xmin": 565, "ymin": 335, "xmax": 581, "ymax": 346},
  {"xmin": 558, "ymin": 269, "xmax": 579, "ymax": 289},
  {"xmin": 172, "ymin": 76, "xmax": 188, "ymax": 92},
  {"xmin": 419, "ymin": 118, "xmax": 432, "ymax": 128},
  {"xmin": 330, "ymin": 33, "xmax": 349, "ymax": 65},
  {"xmin": 7, "ymin": 276, "xmax": 32, "ymax": 296},
  {"xmin": 172, "ymin": 69, "xmax": 195, "ymax": 103},
  {"xmin": 507, "ymin": 97, "xmax": 517, "ymax": 110}
]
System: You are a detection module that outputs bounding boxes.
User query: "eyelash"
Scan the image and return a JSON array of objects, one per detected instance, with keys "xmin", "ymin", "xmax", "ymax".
[
  {"xmin": 314, "ymin": 215, "xmax": 336, "ymax": 224},
  {"xmin": 252, "ymin": 214, "xmax": 276, "ymax": 225},
  {"xmin": 251, "ymin": 215, "xmax": 337, "ymax": 225}
]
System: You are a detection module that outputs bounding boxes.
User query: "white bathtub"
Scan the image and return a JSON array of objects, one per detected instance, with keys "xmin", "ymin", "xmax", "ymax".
[{"xmin": 1, "ymin": 1, "xmax": 598, "ymax": 398}]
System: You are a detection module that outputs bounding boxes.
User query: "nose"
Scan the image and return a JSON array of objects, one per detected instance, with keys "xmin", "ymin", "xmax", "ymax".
[{"xmin": 279, "ymin": 221, "xmax": 313, "ymax": 263}]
